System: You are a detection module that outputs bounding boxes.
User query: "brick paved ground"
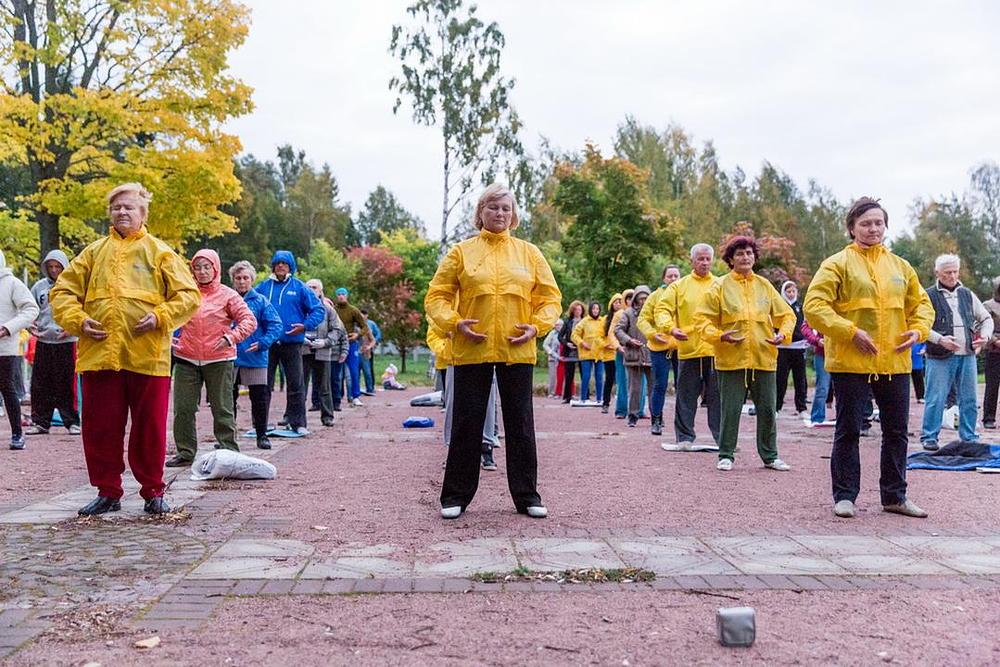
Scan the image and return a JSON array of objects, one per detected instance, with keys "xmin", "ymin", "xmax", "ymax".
[{"xmin": 1, "ymin": 383, "xmax": 999, "ymax": 664}]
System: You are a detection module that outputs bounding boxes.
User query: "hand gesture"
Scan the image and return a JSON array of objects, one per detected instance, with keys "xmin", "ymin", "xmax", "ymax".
[
  {"xmin": 82, "ymin": 318, "xmax": 108, "ymax": 340},
  {"xmin": 765, "ymin": 333, "xmax": 784, "ymax": 346},
  {"xmin": 895, "ymin": 330, "xmax": 921, "ymax": 353},
  {"xmin": 581, "ymin": 342, "xmax": 592, "ymax": 351},
  {"xmin": 653, "ymin": 333, "xmax": 671, "ymax": 344},
  {"xmin": 457, "ymin": 319, "xmax": 487, "ymax": 342},
  {"xmin": 670, "ymin": 327, "xmax": 689, "ymax": 341},
  {"xmin": 286, "ymin": 323, "xmax": 305, "ymax": 336},
  {"xmin": 852, "ymin": 329, "xmax": 878, "ymax": 355},
  {"xmin": 507, "ymin": 323, "xmax": 537, "ymax": 345},
  {"xmin": 720, "ymin": 330, "xmax": 744, "ymax": 344},
  {"xmin": 134, "ymin": 312, "xmax": 158, "ymax": 333}
]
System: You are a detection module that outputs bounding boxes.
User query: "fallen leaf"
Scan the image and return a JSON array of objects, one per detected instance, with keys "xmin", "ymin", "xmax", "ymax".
[
  {"xmin": 134, "ymin": 636, "xmax": 161, "ymax": 649},
  {"xmin": 312, "ymin": 525, "xmax": 329, "ymax": 531}
]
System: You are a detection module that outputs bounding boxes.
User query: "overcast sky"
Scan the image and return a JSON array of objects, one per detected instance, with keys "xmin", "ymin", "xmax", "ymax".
[{"xmin": 225, "ymin": 1, "xmax": 1000, "ymax": 240}]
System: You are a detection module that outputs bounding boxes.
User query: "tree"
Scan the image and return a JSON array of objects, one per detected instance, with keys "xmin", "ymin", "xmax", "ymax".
[
  {"xmin": 390, "ymin": 0, "xmax": 525, "ymax": 252},
  {"xmin": 285, "ymin": 162, "xmax": 353, "ymax": 257},
  {"xmin": 0, "ymin": 0, "xmax": 254, "ymax": 260},
  {"xmin": 345, "ymin": 246, "xmax": 421, "ymax": 372},
  {"xmin": 721, "ymin": 221, "xmax": 810, "ymax": 287},
  {"xmin": 380, "ymin": 228, "xmax": 438, "ymax": 341},
  {"xmin": 355, "ymin": 186, "xmax": 422, "ymax": 246},
  {"xmin": 298, "ymin": 240, "xmax": 360, "ymax": 296},
  {"xmin": 553, "ymin": 144, "xmax": 682, "ymax": 301}
]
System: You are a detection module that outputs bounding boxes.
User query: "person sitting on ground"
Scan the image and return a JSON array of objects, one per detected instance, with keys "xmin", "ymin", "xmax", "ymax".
[
  {"xmin": 696, "ymin": 236, "xmax": 795, "ymax": 472},
  {"xmin": 229, "ymin": 261, "xmax": 283, "ymax": 450},
  {"xmin": 26, "ymin": 250, "xmax": 80, "ymax": 436},
  {"xmin": 167, "ymin": 249, "xmax": 257, "ymax": 468},
  {"xmin": 381, "ymin": 363, "xmax": 407, "ymax": 390},
  {"xmin": 50, "ymin": 182, "xmax": 201, "ymax": 515}
]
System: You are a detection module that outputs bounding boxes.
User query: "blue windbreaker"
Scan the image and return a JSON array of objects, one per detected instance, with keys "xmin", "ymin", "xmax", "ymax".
[
  {"xmin": 236, "ymin": 288, "xmax": 283, "ymax": 368},
  {"xmin": 254, "ymin": 250, "xmax": 325, "ymax": 345}
]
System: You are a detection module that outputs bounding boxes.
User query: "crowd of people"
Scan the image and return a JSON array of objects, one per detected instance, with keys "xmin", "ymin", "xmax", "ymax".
[
  {"xmin": 0, "ymin": 182, "xmax": 380, "ymax": 515},
  {"xmin": 3, "ymin": 183, "xmax": 1000, "ymax": 523}
]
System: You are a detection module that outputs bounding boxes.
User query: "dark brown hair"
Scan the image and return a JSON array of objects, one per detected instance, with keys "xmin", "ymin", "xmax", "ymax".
[
  {"xmin": 722, "ymin": 236, "xmax": 758, "ymax": 268},
  {"xmin": 845, "ymin": 196, "xmax": 888, "ymax": 239}
]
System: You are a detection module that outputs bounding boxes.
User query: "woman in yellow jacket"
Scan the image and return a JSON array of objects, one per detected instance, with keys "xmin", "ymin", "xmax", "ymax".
[
  {"xmin": 600, "ymin": 293, "xmax": 623, "ymax": 413},
  {"xmin": 50, "ymin": 183, "xmax": 200, "ymax": 516},
  {"xmin": 571, "ymin": 301, "xmax": 608, "ymax": 403},
  {"xmin": 696, "ymin": 236, "xmax": 794, "ymax": 472},
  {"xmin": 804, "ymin": 197, "xmax": 934, "ymax": 520},
  {"xmin": 425, "ymin": 184, "xmax": 562, "ymax": 520}
]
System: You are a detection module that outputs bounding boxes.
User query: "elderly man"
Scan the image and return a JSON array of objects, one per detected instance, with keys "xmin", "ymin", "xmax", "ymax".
[
  {"xmin": 653, "ymin": 243, "xmax": 721, "ymax": 449},
  {"xmin": 920, "ymin": 254, "xmax": 994, "ymax": 451},
  {"xmin": 51, "ymin": 183, "xmax": 200, "ymax": 515}
]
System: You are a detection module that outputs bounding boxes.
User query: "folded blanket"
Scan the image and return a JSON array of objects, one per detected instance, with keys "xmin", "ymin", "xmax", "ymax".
[{"xmin": 906, "ymin": 440, "xmax": 1000, "ymax": 471}]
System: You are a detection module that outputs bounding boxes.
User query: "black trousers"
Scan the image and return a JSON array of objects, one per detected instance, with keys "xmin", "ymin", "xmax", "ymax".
[
  {"xmin": 233, "ymin": 384, "xmax": 270, "ymax": 438},
  {"xmin": 911, "ymin": 368, "xmax": 925, "ymax": 402},
  {"xmin": 831, "ymin": 373, "xmax": 910, "ymax": 506},
  {"xmin": 984, "ymin": 352, "xmax": 1000, "ymax": 423},
  {"xmin": 674, "ymin": 356, "xmax": 721, "ymax": 444},
  {"xmin": 561, "ymin": 360, "xmax": 577, "ymax": 401},
  {"xmin": 776, "ymin": 348, "xmax": 808, "ymax": 412},
  {"xmin": 302, "ymin": 354, "xmax": 333, "ymax": 421},
  {"xmin": 30, "ymin": 341, "xmax": 80, "ymax": 429},
  {"xmin": 601, "ymin": 360, "xmax": 616, "ymax": 407},
  {"xmin": 0, "ymin": 356, "xmax": 23, "ymax": 438},
  {"xmin": 267, "ymin": 343, "xmax": 305, "ymax": 430},
  {"xmin": 441, "ymin": 363, "xmax": 541, "ymax": 511}
]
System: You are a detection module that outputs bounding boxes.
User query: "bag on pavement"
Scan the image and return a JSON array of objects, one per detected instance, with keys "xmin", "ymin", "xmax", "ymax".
[{"xmin": 190, "ymin": 449, "xmax": 278, "ymax": 481}]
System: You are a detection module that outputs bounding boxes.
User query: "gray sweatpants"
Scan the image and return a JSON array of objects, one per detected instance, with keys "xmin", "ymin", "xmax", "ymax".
[{"xmin": 444, "ymin": 365, "xmax": 499, "ymax": 449}]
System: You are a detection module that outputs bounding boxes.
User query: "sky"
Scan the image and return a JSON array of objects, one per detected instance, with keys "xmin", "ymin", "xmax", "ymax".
[{"xmin": 224, "ymin": 1, "xmax": 1000, "ymax": 241}]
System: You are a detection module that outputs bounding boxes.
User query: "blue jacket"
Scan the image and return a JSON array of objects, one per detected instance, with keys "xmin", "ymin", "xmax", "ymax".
[
  {"xmin": 254, "ymin": 250, "xmax": 325, "ymax": 345},
  {"xmin": 236, "ymin": 289, "xmax": 283, "ymax": 368},
  {"xmin": 367, "ymin": 319, "xmax": 382, "ymax": 344}
]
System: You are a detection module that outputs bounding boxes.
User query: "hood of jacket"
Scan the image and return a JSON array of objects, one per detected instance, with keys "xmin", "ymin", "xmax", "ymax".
[
  {"xmin": 780, "ymin": 280, "xmax": 798, "ymax": 305},
  {"xmin": 270, "ymin": 250, "xmax": 298, "ymax": 276},
  {"xmin": 191, "ymin": 249, "xmax": 222, "ymax": 293},
  {"xmin": 631, "ymin": 284, "xmax": 651, "ymax": 312},
  {"xmin": 0, "ymin": 249, "xmax": 10, "ymax": 279},
  {"xmin": 40, "ymin": 249, "xmax": 70, "ymax": 282},
  {"xmin": 607, "ymin": 293, "xmax": 623, "ymax": 313}
]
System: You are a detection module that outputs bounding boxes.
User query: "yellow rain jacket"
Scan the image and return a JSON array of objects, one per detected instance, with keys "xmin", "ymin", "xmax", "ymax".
[
  {"xmin": 571, "ymin": 314, "xmax": 610, "ymax": 361},
  {"xmin": 426, "ymin": 324, "xmax": 452, "ymax": 370},
  {"xmin": 50, "ymin": 225, "xmax": 200, "ymax": 377},
  {"xmin": 602, "ymin": 294, "xmax": 624, "ymax": 360},
  {"xmin": 637, "ymin": 285, "xmax": 678, "ymax": 353},
  {"xmin": 803, "ymin": 243, "xmax": 933, "ymax": 375},
  {"xmin": 695, "ymin": 271, "xmax": 795, "ymax": 372},
  {"xmin": 424, "ymin": 228, "xmax": 562, "ymax": 366},
  {"xmin": 653, "ymin": 272, "xmax": 718, "ymax": 359}
]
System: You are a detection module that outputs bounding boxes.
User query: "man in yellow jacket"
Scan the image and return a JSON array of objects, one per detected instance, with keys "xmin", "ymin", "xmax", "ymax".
[
  {"xmin": 697, "ymin": 236, "xmax": 795, "ymax": 472},
  {"xmin": 637, "ymin": 265, "xmax": 681, "ymax": 436},
  {"xmin": 425, "ymin": 184, "xmax": 562, "ymax": 520},
  {"xmin": 804, "ymin": 196, "xmax": 934, "ymax": 520},
  {"xmin": 654, "ymin": 243, "xmax": 721, "ymax": 449},
  {"xmin": 51, "ymin": 183, "xmax": 200, "ymax": 516}
]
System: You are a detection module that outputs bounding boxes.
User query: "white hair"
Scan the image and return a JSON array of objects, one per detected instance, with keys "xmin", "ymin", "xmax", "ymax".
[
  {"xmin": 228, "ymin": 260, "xmax": 257, "ymax": 281},
  {"xmin": 934, "ymin": 254, "xmax": 961, "ymax": 272},
  {"xmin": 690, "ymin": 243, "xmax": 714, "ymax": 259}
]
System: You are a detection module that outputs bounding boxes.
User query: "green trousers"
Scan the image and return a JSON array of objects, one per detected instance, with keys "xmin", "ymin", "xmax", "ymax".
[
  {"xmin": 717, "ymin": 369, "xmax": 778, "ymax": 464},
  {"xmin": 173, "ymin": 359, "xmax": 239, "ymax": 461}
]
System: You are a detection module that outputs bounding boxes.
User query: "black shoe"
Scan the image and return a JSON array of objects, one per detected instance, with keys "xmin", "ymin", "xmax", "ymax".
[
  {"xmin": 332, "ymin": 404, "xmax": 342, "ymax": 412},
  {"xmin": 561, "ymin": 399, "xmax": 570, "ymax": 404},
  {"xmin": 257, "ymin": 436, "xmax": 272, "ymax": 450},
  {"xmin": 860, "ymin": 426, "xmax": 872, "ymax": 438},
  {"xmin": 921, "ymin": 440, "xmax": 939, "ymax": 452},
  {"xmin": 321, "ymin": 418, "xmax": 335, "ymax": 427},
  {"xmin": 601, "ymin": 405, "xmax": 609, "ymax": 414},
  {"xmin": 78, "ymin": 496, "xmax": 121, "ymax": 516},
  {"xmin": 361, "ymin": 390, "xmax": 375, "ymax": 397},
  {"xmin": 165, "ymin": 455, "xmax": 192, "ymax": 467},
  {"xmin": 627, "ymin": 414, "xmax": 638, "ymax": 427},
  {"xmin": 144, "ymin": 497, "xmax": 170, "ymax": 515},
  {"xmin": 984, "ymin": 421, "xmax": 996, "ymax": 430},
  {"xmin": 651, "ymin": 416, "xmax": 663, "ymax": 436},
  {"xmin": 308, "ymin": 406, "xmax": 321, "ymax": 412},
  {"xmin": 481, "ymin": 451, "xmax": 497, "ymax": 471}
]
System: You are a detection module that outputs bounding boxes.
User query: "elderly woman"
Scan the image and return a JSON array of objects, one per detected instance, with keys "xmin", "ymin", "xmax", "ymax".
[
  {"xmin": 300, "ymin": 279, "xmax": 348, "ymax": 428},
  {"xmin": 167, "ymin": 249, "xmax": 257, "ymax": 467},
  {"xmin": 615, "ymin": 285, "xmax": 652, "ymax": 427},
  {"xmin": 775, "ymin": 281, "xmax": 809, "ymax": 415},
  {"xmin": 696, "ymin": 236, "xmax": 795, "ymax": 472},
  {"xmin": 229, "ymin": 261, "xmax": 283, "ymax": 450},
  {"xmin": 425, "ymin": 183, "xmax": 562, "ymax": 520},
  {"xmin": 50, "ymin": 183, "xmax": 200, "ymax": 515}
]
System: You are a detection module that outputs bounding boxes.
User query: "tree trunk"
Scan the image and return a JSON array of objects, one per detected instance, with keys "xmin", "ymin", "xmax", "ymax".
[
  {"xmin": 440, "ymin": 133, "xmax": 450, "ymax": 257},
  {"xmin": 38, "ymin": 209, "xmax": 60, "ymax": 259},
  {"xmin": 399, "ymin": 345, "xmax": 407, "ymax": 373}
]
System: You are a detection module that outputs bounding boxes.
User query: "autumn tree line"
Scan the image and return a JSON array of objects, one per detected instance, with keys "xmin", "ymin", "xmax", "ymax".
[{"xmin": 2, "ymin": 0, "xmax": 998, "ymax": 366}]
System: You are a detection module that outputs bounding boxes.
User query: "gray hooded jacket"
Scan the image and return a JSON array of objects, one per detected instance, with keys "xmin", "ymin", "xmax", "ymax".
[
  {"xmin": 30, "ymin": 249, "xmax": 77, "ymax": 344},
  {"xmin": 0, "ymin": 249, "xmax": 41, "ymax": 356}
]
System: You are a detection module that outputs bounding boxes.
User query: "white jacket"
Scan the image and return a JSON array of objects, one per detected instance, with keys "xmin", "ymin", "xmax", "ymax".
[{"xmin": 0, "ymin": 250, "xmax": 40, "ymax": 356}]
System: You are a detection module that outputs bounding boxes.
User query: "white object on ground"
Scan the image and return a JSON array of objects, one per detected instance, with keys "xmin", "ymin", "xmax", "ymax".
[
  {"xmin": 190, "ymin": 449, "xmax": 277, "ymax": 481},
  {"xmin": 661, "ymin": 442, "xmax": 719, "ymax": 452}
]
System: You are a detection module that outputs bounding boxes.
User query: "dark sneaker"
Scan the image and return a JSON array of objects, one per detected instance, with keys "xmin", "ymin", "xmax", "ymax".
[
  {"xmin": 332, "ymin": 404, "xmax": 342, "ymax": 412},
  {"xmin": 165, "ymin": 455, "xmax": 192, "ymax": 467},
  {"xmin": 601, "ymin": 405, "xmax": 609, "ymax": 414},
  {"xmin": 481, "ymin": 450, "xmax": 497, "ymax": 471},
  {"xmin": 984, "ymin": 421, "xmax": 996, "ymax": 430},
  {"xmin": 627, "ymin": 414, "xmax": 638, "ymax": 428},
  {"xmin": 308, "ymin": 406, "xmax": 321, "ymax": 412},
  {"xmin": 921, "ymin": 440, "xmax": 939, "ymax": 452},
  {"xmin": 651, "ymin": 416, "xmax": 663, "ymax": 436},
  {"xmin": 277, "ymin": 418, "xmax": 289, "ymax": 427},
  {"xmin": 10, "ymin": 435, "xmax": 26, "ymax": 450},
  {"xmin": 257, "ymin": 436, "xmax": 272, "ymax": 450},
  {"xmin": 144, "ymin": 497, "xmax": 170, "ymax": 515},
  {"xmin": 321, "ymin": 418, "xmax": 335, "ymax": 427},
  {"xmin": 78, "ymin": 496, "xmax": 121, "ymax": 516}
]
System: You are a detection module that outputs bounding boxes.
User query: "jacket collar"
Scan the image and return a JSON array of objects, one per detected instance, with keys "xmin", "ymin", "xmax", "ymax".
[{"xmin": 479, "ymin": 228, "xmax": 511, "ymax": 244}]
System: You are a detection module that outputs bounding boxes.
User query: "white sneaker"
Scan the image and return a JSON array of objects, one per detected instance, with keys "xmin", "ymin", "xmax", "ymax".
[
  {"xmin": 716, "ymin": 458, "xmax": 733, "ymax": 471},
  {"xmin": 23, "ymin": 425, "xmax": 49, "ymax": 435},
  {"xmin": 351, "ymin": 398, "xmax": 363, "ymax": 407},
  {"xmin": 833, "ymin": 500, "xmax": 856, "ymax": 518},
  {"xmin": 764, "ymin": 459, "xmax": 791, "ymax": 471},
  {"xmin": 526, "ymin": 505, "xmax": 548, "ymax": 518},
  {"xmin": 294, "ymin": 426, "xmax": 309, "ymax": 435},
  {"xmin": 440, "ymin": 506, "xmax": 463, "ymax": 519},
  {"xmin": 67, "ymin": 424, "xmax": 82, "ymax": 435}
]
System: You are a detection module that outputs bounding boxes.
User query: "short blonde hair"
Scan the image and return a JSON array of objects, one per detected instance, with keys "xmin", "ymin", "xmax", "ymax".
[
  {"xmin": 107, "ymin": 182, "xmax": 152, "ymax": 209},
  {"xmin": 474, "ymin": 183, "xmax": 519, "ymax": 230},
  {"xmin": 228, "ymin": 260, "xmax": 257, "ymax": 281}
]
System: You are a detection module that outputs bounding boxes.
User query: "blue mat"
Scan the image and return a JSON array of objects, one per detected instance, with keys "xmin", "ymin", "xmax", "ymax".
[
  {"xmin": 907, "ymin": 441, "xmax": 1000, "ymax": 471},
  {"xmin": 243, "ymin": 428, "xmax": 309, "ymax": 438}
]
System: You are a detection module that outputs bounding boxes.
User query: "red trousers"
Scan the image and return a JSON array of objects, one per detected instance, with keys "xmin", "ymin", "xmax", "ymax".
[{"xmin": 81, "ymin": 370, "xmax": 171, "ymax": 500}]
